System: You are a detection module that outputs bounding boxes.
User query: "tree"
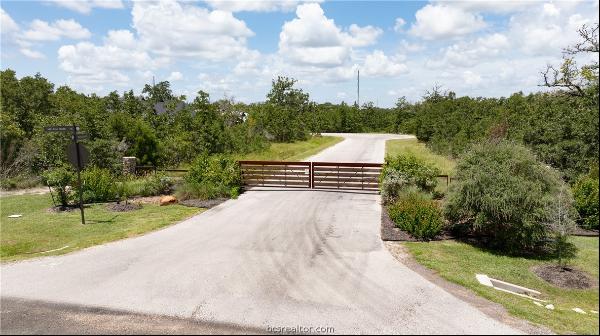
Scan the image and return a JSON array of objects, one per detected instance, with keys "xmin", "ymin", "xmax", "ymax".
[
  {"xmin": 542, "ymin": 23, "xmax": 599, "ymax": 96},
  {"xmin": 545, "ymin": 184, "xmax": 578, "ymax": 267},
  {"xmin": 266, "ymin": 76, "xmax": 309, "ymax": 110}
]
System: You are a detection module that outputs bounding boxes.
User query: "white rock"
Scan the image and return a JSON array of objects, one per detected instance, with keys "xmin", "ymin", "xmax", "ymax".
[
  {"xmin": 572, "ymin": 308, "xmax": 587, "ymax": 314},
  {"xmin": 545, "ymin": 304, "xmax": 555, "ymax": 310},
  {"xmin": 8, "ymin": 214, "xmax": 22, "ymax": 218}
]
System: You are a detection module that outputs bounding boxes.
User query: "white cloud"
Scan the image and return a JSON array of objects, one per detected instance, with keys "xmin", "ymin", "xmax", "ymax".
[
  {"xmin": 205, "ymin": 0, "xmax": 320, "ymax": 12},
  {"xmin": 362, "ymin": 50, "xmax": 408, "ymax": 77},
  {"xmin": 442, "ymin": 0, "xmax": 535, "ymax": 14},
  {"xmin": 22, "ymin": 19, "xmax": 91, "ymax": 41},
  {"xmin": 132, "ymin": 0, "xmax": 254, "ymax": 60},
  {"xmin": 278, "ymin": 3, "xmax": 381, "ymax": 67},
  {"xmin": 507, "ymin": 1, "xmax": 597, "ymax": 56},
  {"xmin": 58, "ymin": 29, "xmax": 158, "ymax": 86},
  {"xmin": 50, "ymin": 0, "xmax": 124, "ymax": 14},
  {"xmin": 1, "ymin": 8, "xmax": 19, "ymax": 35},
  {"xmin": 432, "ymin": 33, "xmax": 511, "ymax": 68},
  {"xmin": 20, "ymin": 48, "xmax": 46, "ymax": 59},
  {"xmin": 167, "ymin": 71, "xmax": 183, "ymax": 81},
  {"xmin": 400, "ymin": 39, "xmax": 425, "ymax": 52},
  {"xmin": 394, "ymin": 18, "xmax": 406, "ymax": 33},
  {"xmin": 542, "ymin": 3, "xmax": 560, "ymax": 17},
  {"xmin": 410, "ymin": 4, "xmax": 486, "ymax": 40},
  {"xmin": 462, "ymin": 70, "xmax": 482, "ymax": 85}
]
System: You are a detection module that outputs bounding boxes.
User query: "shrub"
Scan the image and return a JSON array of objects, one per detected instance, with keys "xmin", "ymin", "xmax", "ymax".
[
  {"xmin": 78, "ymin": 167, "xmax": 117, "ymax": 203},
  {"xmin": 176, "ymin": 153, "xmax": 241, "ymax": 200},
  {"xmin": 382, "ymin": 153, "xmax": 440, "ymax": 193},
  {"xmin": 545, "ymin": 185, "xmax": 578, "ymax": 267},
  {"xmin": 387, "ymin": 189, "xmax": 444, "ymax": 240},
  {"xmin": 381, "ymin": 170, "xmax": 408, "ymax": 204},
  {"xmin": 444, "ymin": 141, "xmax": 569, "ymax": 253},
  {"xmin": 573, "ymin": 166, "xmax": 599, "ymax": 229},
  {"xmin": 42, "ymin": 164, "xmax": 74, "ymax": 207},
  {"xmin": 123, "ymin": 173, "xmax": 173, "ymax": 197}
]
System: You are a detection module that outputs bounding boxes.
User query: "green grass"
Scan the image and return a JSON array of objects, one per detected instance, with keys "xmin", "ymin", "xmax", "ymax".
[
  {"xmin": 239, "ymin": 135, "xmax": 343, "ymax": 161},
  {"xmin": 0, "ymin": 194, "xmax": 201, "ymax": 262},
  {"xmin": 385, "ymin": 138, "xmax": 456, "ymax": 175},
  {"xmin": 404, "ymin": 237, "xmax": 599, "ymax": 334}
]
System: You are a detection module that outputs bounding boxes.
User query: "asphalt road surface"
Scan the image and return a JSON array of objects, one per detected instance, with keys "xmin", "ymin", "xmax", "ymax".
[{"xmin": 1, "ymin": 133, "xmax": 522, "ymax": 334}]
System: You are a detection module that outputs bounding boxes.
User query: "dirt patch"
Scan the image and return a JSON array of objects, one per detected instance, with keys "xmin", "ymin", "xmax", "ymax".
[
  {"xmin": 129, "ymin": 196, "xmax": 163, "ymax": 205},
  {"xmin": 106, "ymin": 203, "xmax": 142, "ymax": 212},
  {"xmin": 532, "ymin": 264, "xmax": 598, "ymax": 289},
  {"xmin": 571, "ymin": 226, "xmax": 599, "ymax": 237},
  {"xmin": 179, "ymin": 198, "xmax": 229, "ymax": 209},
  {"xmin": 381, "ymin": 204, "xmax": 453, "ymax": 241}
]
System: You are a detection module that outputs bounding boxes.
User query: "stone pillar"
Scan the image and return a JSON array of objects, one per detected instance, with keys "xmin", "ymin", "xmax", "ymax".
[{"xmin": 122, "ymin": 157, "xmax": 137, "ymax": 175}]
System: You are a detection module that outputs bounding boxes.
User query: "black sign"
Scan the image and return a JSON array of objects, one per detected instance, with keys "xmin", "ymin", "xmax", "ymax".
[
  {"xmin": 67, "ymin": 143, "xmax": 89, "ymax": 169},
  {"xmin": 44, "ymin": 126, "xmax": 80, "ymax": 132},
  {"xmin": 72, "ymin": 133, "xmax": 89, "ymax": 142}
]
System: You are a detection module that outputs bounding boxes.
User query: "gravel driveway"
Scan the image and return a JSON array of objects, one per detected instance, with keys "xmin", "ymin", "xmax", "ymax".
[{"xmin": 0, "ymin": 133, "xmax": 522, "ymax": 334}]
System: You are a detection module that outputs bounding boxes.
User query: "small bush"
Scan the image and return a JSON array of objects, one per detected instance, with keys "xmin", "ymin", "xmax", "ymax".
[
  {"xmin": 176, "ymin": 153, "xmax": 241, "ymax": 200},
  {"xmin": 78, "ymin": 167, "xmax": 117, "ymax": 203},
  {"xmin": 0, "ymin": 175, "xmax": 42, "ymax": 190},
  {"xmin": 124, "ymin": 173, "xmax": 173, "ymax": 197},
  {"xmin": 387, "ymin": 190, "xmax": 444, "ymax": 240},
  {"xmin": 42, "ymin": 164, "xmax": 74, "ymax": 207},
  {"xmin": 444, "ymin": 141, "xmax": 569, "ymax": 253},
  {"xmin": 573, "ymin": 166, "xmax": 599, "ymax": 230},
  {"xmin": 381, "ymin": 170, "xmax": 409, "ymax": 204},
  {"xmin": 382, "ymin": 153, "xmax": 440, "ymax": 193}
]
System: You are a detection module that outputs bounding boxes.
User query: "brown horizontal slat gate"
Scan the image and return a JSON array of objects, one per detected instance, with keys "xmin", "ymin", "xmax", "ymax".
[
  {"xmin": 239, "ymin": 160, "xmax": 382, "ymax": 191},
  {"xmin": 239, "ymin": 160, "xmax": 311, "ymax": 188},
  {"xmin": 312, "ymin": 162, "xmax": 382, "ymax": 191}
]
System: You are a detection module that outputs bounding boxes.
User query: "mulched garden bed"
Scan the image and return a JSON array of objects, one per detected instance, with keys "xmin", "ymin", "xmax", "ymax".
[
  {"xmin": 106, "ymin": 203, "xmax": 142, "ymax": 212},
  {"xmin": 380, "ymin": 204, "xmax": 454, "ymax": 242},
  {"xmin": 179, "ymin": 198, "xmax": 229, "ymax": 209},
  {"xmin": 532, "ymin": 264, "xmax": 598, "ymax": 289}
]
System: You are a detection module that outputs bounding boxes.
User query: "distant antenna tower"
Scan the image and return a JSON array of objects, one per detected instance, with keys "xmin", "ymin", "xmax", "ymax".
[
  {"xmin": 357, "ymin": 68, "xmax": 360, "ymax": 109},
  {"xmin": 152, "ymin": 76, "xmax": 156, "ymax": 87}
]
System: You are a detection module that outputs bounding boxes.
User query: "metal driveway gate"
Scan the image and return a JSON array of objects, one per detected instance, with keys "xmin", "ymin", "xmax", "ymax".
[{"xmin": 239, "ymin": 160, "xmax": 382, "ymax": 191}]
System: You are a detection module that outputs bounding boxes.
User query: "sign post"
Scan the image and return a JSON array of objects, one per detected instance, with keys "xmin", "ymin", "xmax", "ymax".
[{"xmin": 44, "ymin": 125, "xmax": 88, "ymax": 224}]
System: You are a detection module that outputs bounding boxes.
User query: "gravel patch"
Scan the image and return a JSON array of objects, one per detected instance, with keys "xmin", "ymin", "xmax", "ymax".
[
  {"xmin": 106, "ymin": 203, "xmax": 142, "ymax": 212},
  {"xmin": 179, "ymin": 198, "xmax": 229, "ymax": 209}
]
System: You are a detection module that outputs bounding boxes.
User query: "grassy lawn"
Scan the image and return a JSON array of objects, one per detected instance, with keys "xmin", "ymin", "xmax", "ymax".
[
  {"xmin": 239, "ymin": 135, "xmax": 343, "ymax": 161},
  {"xmin": 405, "ymin": 237, "xmax": 599, "ymax": 334},
  {"xmin": 385, "ymin": 138, "xmax": 456, "ymax": 175},
  {"xmin": 0, "ymin": 194, "xmax": 201, "ymax": 262}
]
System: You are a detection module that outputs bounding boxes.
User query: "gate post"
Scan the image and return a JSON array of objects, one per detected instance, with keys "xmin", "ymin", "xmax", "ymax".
[{"xmin": 309, "ymin": 162, "xmax": 313, "ymax": 189}]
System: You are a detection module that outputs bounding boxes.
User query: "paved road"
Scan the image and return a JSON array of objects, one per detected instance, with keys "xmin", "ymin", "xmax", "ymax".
[{"xmin": 1, "ymin": 133, "xmax": 521, "ymax": 334}]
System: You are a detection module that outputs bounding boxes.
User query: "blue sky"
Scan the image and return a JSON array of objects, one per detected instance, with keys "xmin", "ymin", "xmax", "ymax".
[{"xmin": 1, "ymin": 1, "xmax": 598, "ymax": 107}]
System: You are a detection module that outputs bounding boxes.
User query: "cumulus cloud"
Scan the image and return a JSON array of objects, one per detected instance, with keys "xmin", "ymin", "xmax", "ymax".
[
  {"xmin": 167, "ymin": 71, "xmax": 183, "ymax": 81},
  {"xmin": 394, "ymin": 18, "xmax": 406, "ymax": 32},
  {"xmin": 205, "ymin": 0, "xmax": 320, "ymax": 12},
  {"xmin": 49, "ymin": 0, "xmax": 124, "ymax": 14},
  {"xmin": 278, "ymin": 3, "xmax": 381, "ymax": 66},
  {"xmin": 58, "ymin": 29, "xmax": 158, "ymax": 86},
  {"xmin": 22, "ymin": 19, "xmax": 91, "ymax": 41},
  {"xmin": 430, "ymin": 33, "xmax": 511, "ymax": 68},
  {"xmin": 20, "ymin": 48, "xmax": 46, "ymax": 59},
  {"xmin": 132, "ymin": 0, "xmax": 254, "ymax": 60},
  {"xmin": 410, "ymin": 4, "xmax": 486, "ymax": 40},
  {"xmin": 1, "ymin": 8, "xmax": 19, "ymax": 35},
  {"xmin": 362, "ymin": 50, "xmax": 408, "ymax": 77}
]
